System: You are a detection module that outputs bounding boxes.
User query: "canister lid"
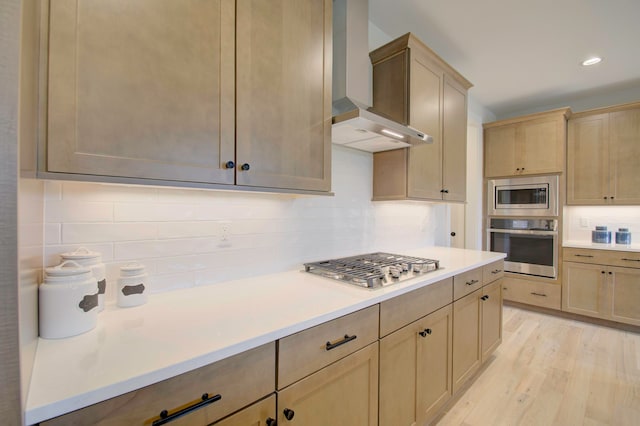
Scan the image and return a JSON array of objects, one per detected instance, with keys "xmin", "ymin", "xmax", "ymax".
[
  {"xmin": 120, "ymin": 263, "xmax": 146, "ymax": 276},
  {"xmin": 595, "ymin": 226, "xmax": 607, "ymax": 231},
  {"xmin": 61, "ymin": 247, "xmax": 101, "ymax": 260},
  {"xmin": 45, "ymin": 260, "xmax": 91, "ymax": 277},
  {"xmin": 618, "ymin": 228, "xmax": 629, "ymax": 232}
]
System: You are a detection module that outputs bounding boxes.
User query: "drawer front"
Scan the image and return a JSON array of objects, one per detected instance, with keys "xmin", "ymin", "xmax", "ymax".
[
  {"xmin": 564, "ymin": 247, "xmax": 640, "ymax": 268},
  {"xmin": 453, "ymin": 268, "xmax": 483, "ymax": 300},
  {"xmin": 278, "ymin": 305, "xmax": 379, "ymax": 389},
  {"xmin": 42, "ymin": 343, "xmax": 276, "ymax": 426},
  {"xmin": 502, "ymin": 277, "xmax": 561, "ymax": 310},
  {"xmin": 380, "ymin": 278, "xmax": 453, "ymax": 337},
  {"xmin": 482, "ymin": 260, "xmax": 504, "ymax": 285}
]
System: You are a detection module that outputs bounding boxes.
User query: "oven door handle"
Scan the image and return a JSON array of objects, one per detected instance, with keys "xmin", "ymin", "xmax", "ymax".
[{"xmin": 488, "ymin": 228, "xmax": 557, "ymax": 236}]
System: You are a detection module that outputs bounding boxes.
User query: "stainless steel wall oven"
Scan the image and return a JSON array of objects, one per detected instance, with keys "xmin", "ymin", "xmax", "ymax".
[{"xmin": 487, "ymin": 218, "xmax": 558, "ymax": 279}]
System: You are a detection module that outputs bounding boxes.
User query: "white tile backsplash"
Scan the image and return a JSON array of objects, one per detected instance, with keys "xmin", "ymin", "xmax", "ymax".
[
  {"xmin": 564, "ymin": 205, "xmax": 640, "ymax": 243},
  {"xmin": 43, "ymin": 146, "xmax": 445, "ymax": 304}
]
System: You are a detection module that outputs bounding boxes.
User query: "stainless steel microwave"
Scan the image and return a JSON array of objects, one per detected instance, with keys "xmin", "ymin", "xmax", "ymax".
[{"xmin": 487, "ymin": 175, "xmax": 558, "ymax": 217}]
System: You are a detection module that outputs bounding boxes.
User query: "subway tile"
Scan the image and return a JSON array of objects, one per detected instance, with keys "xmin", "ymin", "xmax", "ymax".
[
  {"xmin": 61, "ymin": 181, "xmax": 158, "ymax": 202},
  {"xmin": 148, "ymin": 271, "xmax": 196, "ymax": 293},
  {"xmin": 45, "ymin": 200, "xmax": 114, "ymax": 223},
  {"xmin": 157, "ymin": 222, "xmax": 221, "ymax": 239},
  {"xmin": 43, "ymin": 224, "xmax": 61, "ymax": 245},
  {"xmin": 62, "ymin": 223, "xmax": 158, "ymax": 244}
]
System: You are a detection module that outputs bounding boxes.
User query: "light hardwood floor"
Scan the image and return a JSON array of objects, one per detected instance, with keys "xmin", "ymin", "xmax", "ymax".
[{"xmin": 437, "ymin": 305, "xmax": 640, "ymax": 425}]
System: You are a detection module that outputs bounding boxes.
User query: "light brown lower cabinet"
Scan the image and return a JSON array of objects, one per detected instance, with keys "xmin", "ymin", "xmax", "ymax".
[
  {"xmin": 40, "ymin": 343, "xmax": 275, "ymax": 426},
  {"xmin": 379, "ymin": 305, "xmax": 453, "ymax": 426},
  {"xmin": 452, "ymin": 279, "xmax": 503, "ymax": 393},
  {"xmin": 212, "ymin": 395, "xmax": 276, "ymax": 426},
  {"xmin": 277, "ymin": 343, "xmax": 379, "ymax": 426},
  {"xmin": 563, "ymin": 262, "xmax": 640, "ymax": 326}
]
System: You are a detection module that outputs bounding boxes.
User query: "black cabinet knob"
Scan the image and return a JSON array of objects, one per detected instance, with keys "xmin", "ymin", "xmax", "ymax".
[
  {"xmin": 241, "ymin": 163, "xmax": 250, "ymax": 171},
  {"xmin": 604, "ymin": 196, "xmax": 608, "ymax": 200},
  {"xmin": 419, "ymin": 328, "xmax": 432, "ymax": 337},
  {"xmin": 266, "ymin": 417, "xmax": 277, "ymax": 426},
  {"xmin": 283, "ymin": 408, "xmax": 295, "ymax": 421},
  {"xmin": 225, "ymin": 161, "xmax": 235, "ymax": 169},
  {"xmin": 516, "ymin": 168, "xmax": 521, "ymax": 171},
  {"xmin": 601, "ymin": 271, "xmax": 606, "ymax": 274},
  {"xmin": 450, "ymin": 232, "xmax": 456, "ymax": 237},
  {"xmin": 481, "ymin": 295, "xmax": 489, "ymax": 301}
]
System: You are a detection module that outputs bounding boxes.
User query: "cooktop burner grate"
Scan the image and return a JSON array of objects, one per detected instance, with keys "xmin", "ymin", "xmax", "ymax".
[{"xmin": 304, "ymin": 252, "xmax": 439, "ymax": 288}]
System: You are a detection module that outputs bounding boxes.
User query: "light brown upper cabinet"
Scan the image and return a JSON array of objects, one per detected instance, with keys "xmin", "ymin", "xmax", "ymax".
[
  {"xmin": 44, "ymin": 0, "xmax": 331, "ymax": 193},
  {"xmin": 370, "ymin": 33, "xmax": 472, "ymax": 202},
  {"xmin": 567, "ymin": 102, "xmax": 640, "ymax": 205},
  {"xmin": 484, "ymin": 108, "xmax": 570, "ymax": 178}
]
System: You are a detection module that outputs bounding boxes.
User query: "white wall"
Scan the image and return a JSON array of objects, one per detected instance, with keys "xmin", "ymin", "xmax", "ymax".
[
  {"xmin": 564, "ymin": 205, "xmax": 640, "ymax": 244},
  {"xmin": 43, "ymin": 146, "xmax": 444, "ymax": 304}
]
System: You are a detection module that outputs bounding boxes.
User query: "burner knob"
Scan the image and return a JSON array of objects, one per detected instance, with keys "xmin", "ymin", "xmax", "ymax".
[
  {"xmin": 401, "ymin": 263, "xmax": 409, "ymax": 272},
  {"xmin": 413, "ymin": 264, "xmax": 422, "ymax": 272},
  {"xmin": 389, "ymin": 267, "xmax": 401, "ymax": 278}
]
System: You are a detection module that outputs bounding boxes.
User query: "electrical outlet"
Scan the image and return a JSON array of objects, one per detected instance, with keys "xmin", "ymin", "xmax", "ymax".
[
  {"xmin": 219, "ymin": 221, "xmax": 232, "ymax": 247},
  {"xmin": 579, "ymin": 217, "xmax": 589, "ymax": 228}
]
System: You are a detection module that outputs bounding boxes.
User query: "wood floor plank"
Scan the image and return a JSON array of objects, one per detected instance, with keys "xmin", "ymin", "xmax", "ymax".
[{"xmin": 436, "ymin": 306, "xmax": 640, "ymax": 426}]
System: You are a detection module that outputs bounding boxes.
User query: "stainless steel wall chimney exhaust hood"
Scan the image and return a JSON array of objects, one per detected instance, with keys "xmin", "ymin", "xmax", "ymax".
[{"xmin": 331, "ymin": 0, "xmax": 433, "ymax": 152}]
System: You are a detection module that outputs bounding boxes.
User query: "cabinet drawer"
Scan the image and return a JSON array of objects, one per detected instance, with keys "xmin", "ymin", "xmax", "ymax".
[
  {"xmin": 42, "ymin": 343, "xmax": 275, "ymax": 426},
  {"xmin": 483, "ymin": 260, "xmax": 504, "ymax": 284},
  {"xmin": 502, "ymin": 277, "xmax": 561, "ymax": 310},
  {"xmin": 564, "ymin": 247, "xmax": 640, "ymax": 268},
  {"xmin": 380, "ymin": 278, "xmax": 453, "ymax": 337},
  {"xmin": 277, "ymin": 305, "xmax": 379, "ymax": 389},
  {"xmin": 453, "ymin": 268, "xmax": 483, "ymax": 300}
]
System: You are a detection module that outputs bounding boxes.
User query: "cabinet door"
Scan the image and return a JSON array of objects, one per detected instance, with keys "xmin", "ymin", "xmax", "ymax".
[
  {"xmin": 442, "ymin": 76, "xmax": 467, "ymax": 202},
  {"xmin": 452, "ymin": 290, "xmax": 481, "ymax": 393},
  {"xmin": 567, "ymin": 114, "xmax": 609, "ymax": 204},
  {"xmin": 415, "ymin": 305, "xmax": 453, "ymax": 424},
  {"xmin": 379, "ymin": 305, "xmax": 452, "ymax": 426},
  {"xmin": 235, "ymin": 0, "xmax": 331, "ymax": 192},
  {"xmin": 562, "ymin": 262, "xmax": 608, "ymax": 319},
  {"xmin": 406, "ymin": 49, "xmax": 443, "ymax": 200},
  {"xmin": 278, "ymin": 343, "xmax": 378, "ymax": 426},
  {"xmin": 47, "ymin": 0, "xmax": 236, "ymax": 184},
  {"xmin": 213, "ymin": 395, "xmax": 276, "ymax": 426},
  {"xmin": 518, "ymin": 117, "xmax": 565, "ymax": 175},
  {"xmin": 609, "ymin": 108, "xmax": 640, "ymax": 204},
  {"xmin": 609, "ymin": 266, "xmax": 640, "ymax": 326},
  {"xmin": 480, "ymin": 280, "xmax": 502, "ymax": 362},
  {"xmin": 484, "ymin": 124, "xmax": 516, "ymax": 178}
]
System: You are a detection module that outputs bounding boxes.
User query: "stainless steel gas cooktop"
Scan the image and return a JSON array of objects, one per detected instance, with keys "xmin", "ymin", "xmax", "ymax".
[{"xmin": 304, "ymin": 252, "xmax": 440, "ymax": 289}]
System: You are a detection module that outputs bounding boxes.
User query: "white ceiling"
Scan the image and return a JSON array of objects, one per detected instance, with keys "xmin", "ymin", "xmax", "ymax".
[{"xmin": 369, "ymin": 0, "xmax": 640, "ymax": 119}]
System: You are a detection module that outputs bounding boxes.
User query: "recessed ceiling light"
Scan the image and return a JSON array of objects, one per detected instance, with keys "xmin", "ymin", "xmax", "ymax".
[{"xmin": 582, "ymin": 57, "xmax": 602, "ymax": 66}]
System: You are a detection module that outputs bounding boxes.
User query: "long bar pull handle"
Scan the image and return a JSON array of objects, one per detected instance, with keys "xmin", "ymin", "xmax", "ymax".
[
  {"xmin": 574, "ymin": 254, "xmax": 594, "ymax": 258},
  {"xmin": 531, "ymin": 292, "xmax": 547, "ymax": 297},
  {"xmin": 326, "ymin": 334, "xmax": 357, "ymax": 351},
  {"xmin": 153, "ymin": 393, "xmax": 221, "ymax": 425},
  {"xmin": 491, "ymin": 269, "xmax": 503, "ymax": 274},
  {"xmin": 466, "ymin": 279, "xmax": 479, "ymax": 286},
  {"xmin": 621, "ymin": 258, "xmax": 640, "ymax": 262}
]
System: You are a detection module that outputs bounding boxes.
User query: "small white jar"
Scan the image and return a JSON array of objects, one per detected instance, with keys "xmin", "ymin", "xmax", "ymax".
[
  {"xmin": 39, "ymin": 260, "xmax": 99, "ymax": 339},
  {"xmin": 61, "ymin": 247, "xmax": 107, "ymax": 312},
  {"xmin": 117, "ymin": 263, "xmax": 148, "ymax": 308}
]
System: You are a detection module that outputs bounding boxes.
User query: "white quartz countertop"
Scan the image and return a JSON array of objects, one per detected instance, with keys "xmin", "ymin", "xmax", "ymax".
[
  {"xmin": 26, "ymin": 246, "xmax": 505, "ymax": 425},
  {"xmin": 563, "ymin": 240, "xmax": 640, "ymax": 253}
]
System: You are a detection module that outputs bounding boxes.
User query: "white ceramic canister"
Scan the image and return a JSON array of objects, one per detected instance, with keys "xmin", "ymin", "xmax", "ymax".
[
  {"xmin": 39, "ymin": 260, "xmax": 99, "ymax": 339},
  {"xmin": 117, "ymin": 263, "xmax": 148, "ymax": 308},
  {"xmin": 61, "ymin": 247, "xmax": 107, "ymax": 312}
]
